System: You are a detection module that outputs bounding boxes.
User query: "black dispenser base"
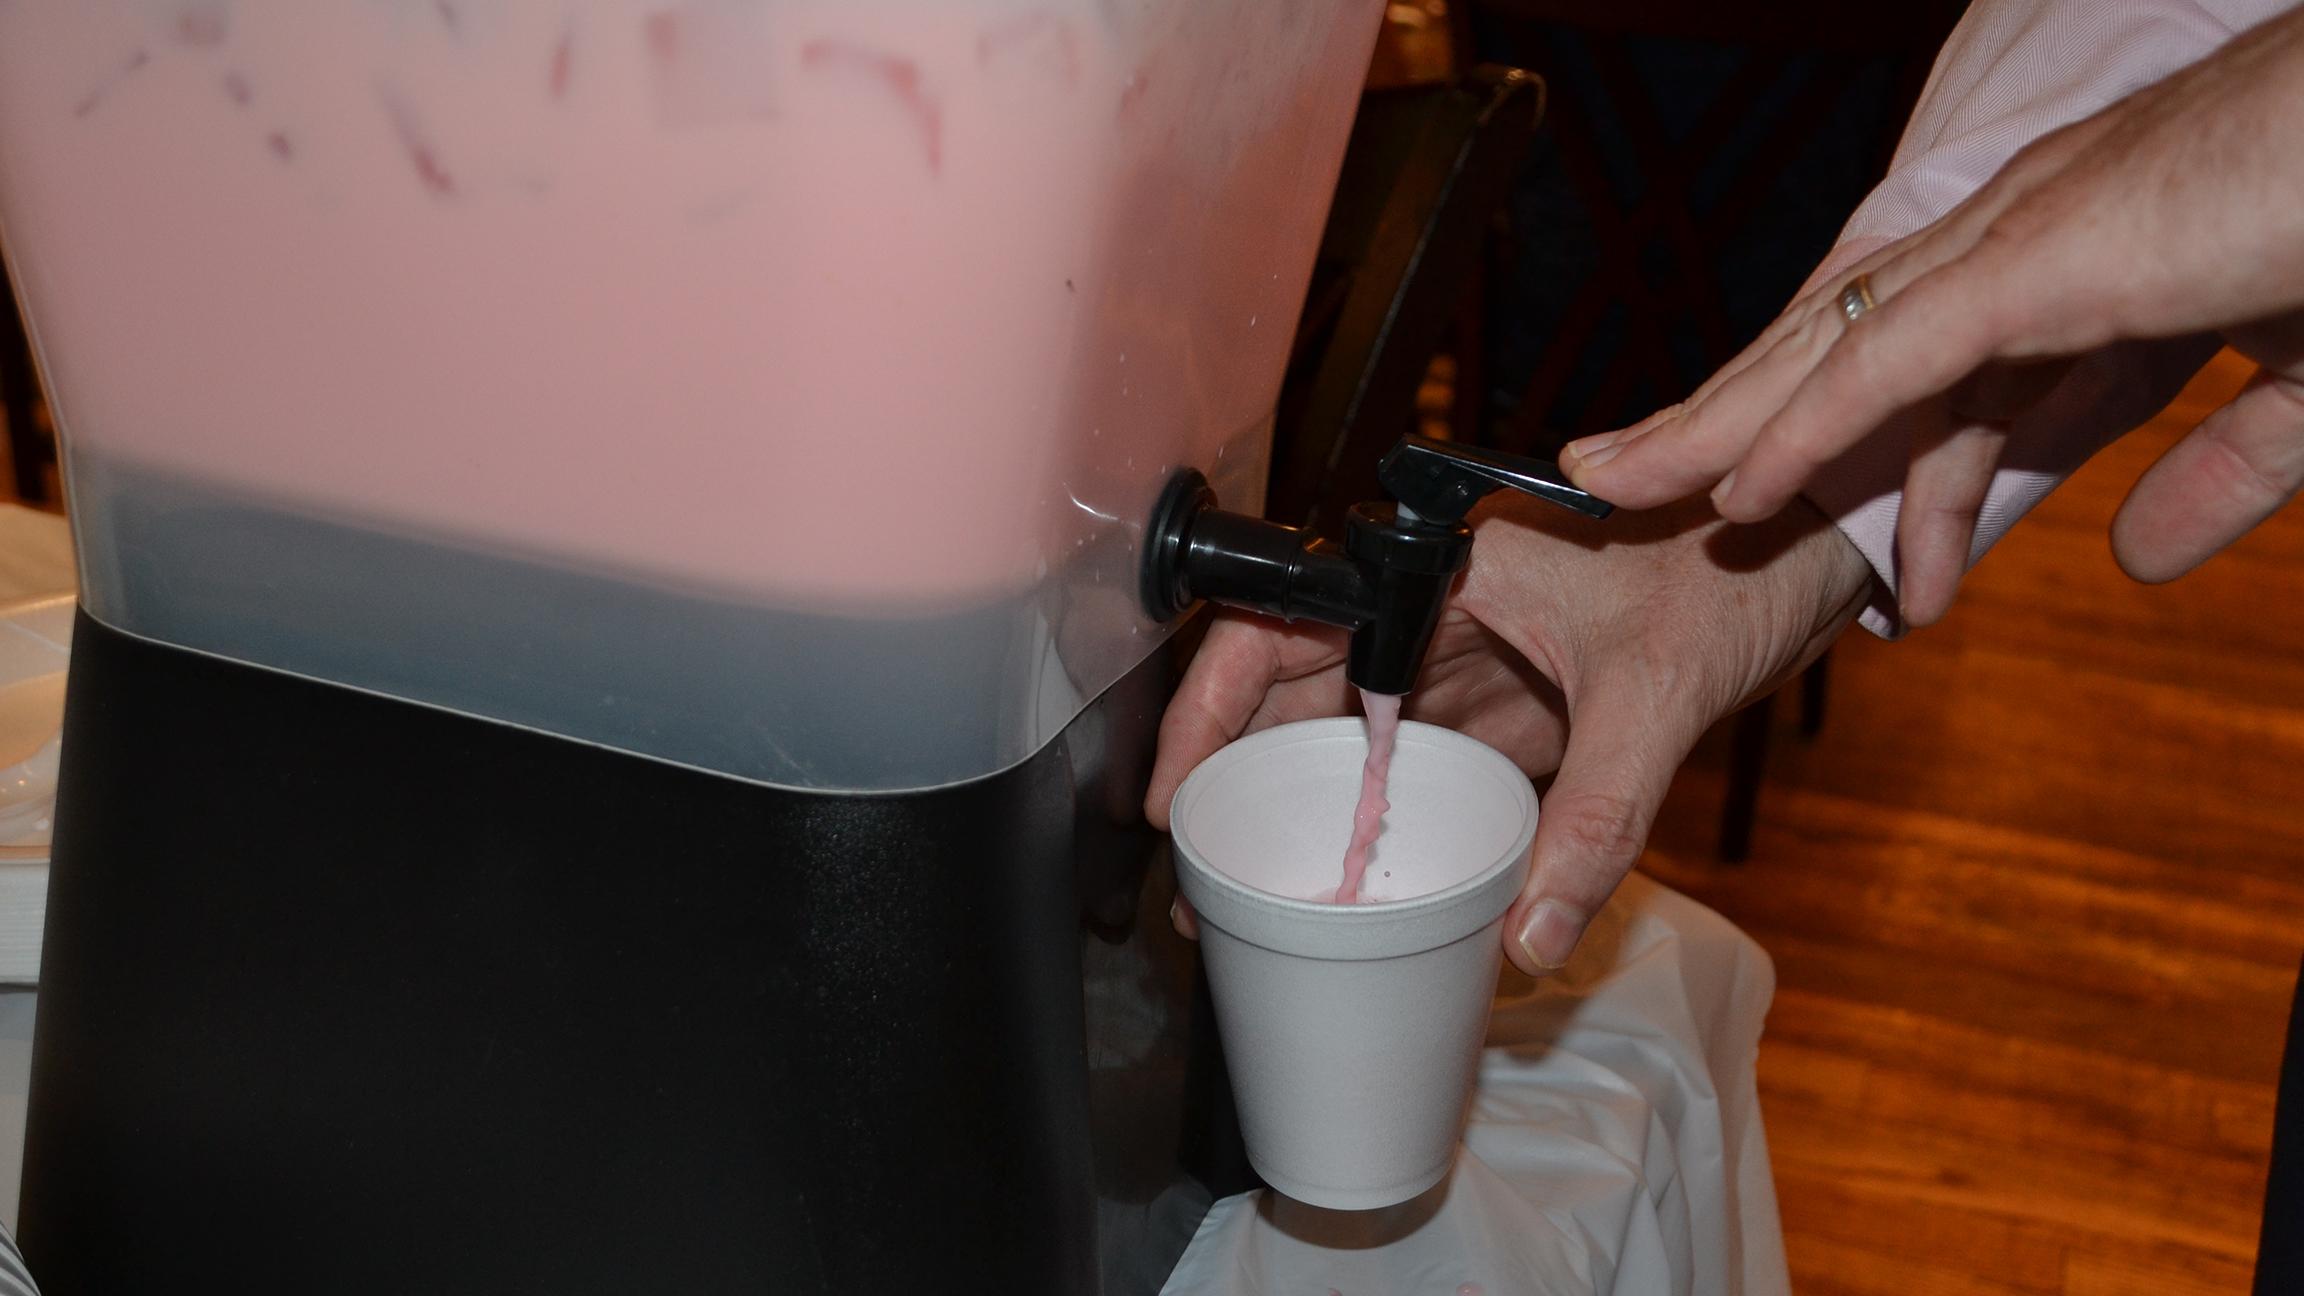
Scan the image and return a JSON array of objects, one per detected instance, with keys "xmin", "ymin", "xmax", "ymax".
[{"xmin": 21, "ymin": 611, "xmax": 1249, "ymax": 1293}]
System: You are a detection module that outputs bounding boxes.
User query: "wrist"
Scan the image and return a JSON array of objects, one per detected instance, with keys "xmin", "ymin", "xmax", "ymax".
[{"xmin": 1786, "ymin": 494, "xmax": 1880, "ymax": 655}]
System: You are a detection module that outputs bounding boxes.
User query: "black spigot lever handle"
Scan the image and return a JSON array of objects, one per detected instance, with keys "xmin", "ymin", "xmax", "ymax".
[{"xmin": 1377, "ymin": 434, "xmax": 1613, "ymax": 527}]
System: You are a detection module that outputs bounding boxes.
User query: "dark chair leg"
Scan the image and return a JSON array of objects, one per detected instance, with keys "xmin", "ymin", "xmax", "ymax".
[
  {"xmin": 2255, "ymin": 956, "xmax": 2304, "ymax": 1294},
  {"xmin": 0, "ymin": 266, "xmax": 47, "ymax": 504},
  {"xmin": 1799, "ymin": 651, "xmax": 1830, "ymax": 738},
  {"xmin": 1719, "ymin": 691, "xmax": 1774, "ymax": 863}
]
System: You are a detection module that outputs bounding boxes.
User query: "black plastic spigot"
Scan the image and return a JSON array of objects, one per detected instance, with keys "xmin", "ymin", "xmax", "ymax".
[
  {"xmin": 1379, "ymin": 434, "xmax": 1613, "ymax": 527},
  {"xmin": 1141, "ymin": 437, "xmax": 1610, "ymax": 695}
]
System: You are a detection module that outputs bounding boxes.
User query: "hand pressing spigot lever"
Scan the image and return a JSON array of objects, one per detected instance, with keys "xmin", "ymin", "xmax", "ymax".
[{"xmin": 1141, "ymin": 435, "xmax": 1612, "ymax": 695}]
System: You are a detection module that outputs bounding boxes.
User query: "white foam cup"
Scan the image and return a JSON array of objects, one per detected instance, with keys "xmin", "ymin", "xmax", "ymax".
[{"xmin": 1168, "ymin": 717, "xmax": 1539, "ymax": 1210}]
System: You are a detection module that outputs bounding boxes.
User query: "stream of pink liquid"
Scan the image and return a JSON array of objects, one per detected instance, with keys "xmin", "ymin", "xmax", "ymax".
[{"xmin": 1332, "ymin": 689, "xmax": 1401, "ymax": 905}]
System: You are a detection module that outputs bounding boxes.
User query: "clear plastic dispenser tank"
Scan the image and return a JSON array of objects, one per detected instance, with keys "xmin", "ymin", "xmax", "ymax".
[{"xmin": 0, "ymin": 0, "xmax": 1386, "ymax": 791}]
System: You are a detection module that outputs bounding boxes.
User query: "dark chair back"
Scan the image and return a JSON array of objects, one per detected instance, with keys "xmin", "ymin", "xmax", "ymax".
[{"xmin": 1267, "ymin": 65, "xmax": 1545, "ymax": 535}]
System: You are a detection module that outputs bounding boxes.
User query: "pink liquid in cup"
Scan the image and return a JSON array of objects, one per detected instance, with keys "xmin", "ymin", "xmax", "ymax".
[{"xmin": 1331, "ymin": 688, "xmax": 1401, "ymax": 905}]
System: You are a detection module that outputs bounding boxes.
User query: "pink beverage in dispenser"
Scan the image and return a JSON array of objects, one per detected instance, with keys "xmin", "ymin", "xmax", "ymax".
[
  {"xmin": 0, "ymin": 0, "xmax": 1386, "ymax": 791},
  {"xmin": 0, "ymin": 3, "xmax": 1402, "ymax": 1288}
]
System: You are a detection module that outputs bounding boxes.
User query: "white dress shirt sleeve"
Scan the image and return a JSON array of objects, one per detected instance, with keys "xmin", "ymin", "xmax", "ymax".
[{"xmin": 1796, "ymin": 0, "xmax": 2295, "ymax": 635}]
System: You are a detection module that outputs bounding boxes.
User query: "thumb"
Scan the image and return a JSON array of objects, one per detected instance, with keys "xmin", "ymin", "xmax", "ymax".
[
  {"xmin": 1143, "ymin": 618, "xmax": 1288, "ymax": 831},
  {"xmin": 1504, "ymin": 673, "xmax": 1702, "ymax": 976}
]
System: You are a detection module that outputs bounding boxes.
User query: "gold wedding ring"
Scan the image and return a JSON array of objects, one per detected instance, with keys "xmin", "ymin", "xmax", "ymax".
[{"xmin": 1838, "ymin": 273, "xmax": 1878, "ymax": 323}]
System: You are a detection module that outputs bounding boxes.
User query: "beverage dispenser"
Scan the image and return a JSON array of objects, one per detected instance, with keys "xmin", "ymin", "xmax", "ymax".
[{"xmin": 0, "ymin": 1, "xmax": 1389, "ymax": 1289}]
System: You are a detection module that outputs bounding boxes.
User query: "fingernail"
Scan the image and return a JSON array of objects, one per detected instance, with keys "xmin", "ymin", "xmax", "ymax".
[
  {"xmin": 1572, "ymin": 439, "xmax": 1627, "ymax": 472},
  {"xmin": 1567, "ymin": 410, "xmax": 1675, "ymax": 467},
  {"xmin": 1709, "ymin": 468, "xmax": 1740, "ymax": 512},
  {"xmin": 1896, "ymin": 569, "xmax": 1930, "ymax": 627},
  {"xmin": 1898, "ymin": 572, "xmax": 1960, "ymax": 628},
  {"xmin": 1514, "ymin": 900, "xmax": 1587, "ymax": 971},
  {"xmin": 1563, "ymin": 430, "xmax": 1623, "ymax": 463}
]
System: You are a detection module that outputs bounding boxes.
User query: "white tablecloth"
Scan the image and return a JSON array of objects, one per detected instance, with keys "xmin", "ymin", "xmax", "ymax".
[{"xmin": 1164, "ymin": 873, "xmax": 1788, "ymax": 1296}]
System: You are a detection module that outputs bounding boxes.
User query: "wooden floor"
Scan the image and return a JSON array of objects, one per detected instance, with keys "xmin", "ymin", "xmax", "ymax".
[{"xmin": 1643, "ymin": 350, "xmax": 2304, "ymax": 1294}]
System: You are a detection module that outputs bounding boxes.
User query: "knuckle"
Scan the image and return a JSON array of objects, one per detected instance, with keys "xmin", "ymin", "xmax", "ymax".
[
  {"xmin": 1547, "ymin": 789, "xmax": 1652, "ymax": 869},
  {"xmin": 1992, "ymin": 141, "xmax": 2058, "ymax": 193},
  {"xmin": 2202, "ymin": 423, "xmax": 2302, "ymax": 506},
  {"xmin": 1994, "ymin": 121, "xmax": 2088, "ymax": 193},
  {"xmin": 1784, "ymin": 300, "xmax": 1837, "ymax": 360},
  {"xmin": 2260, "ymin": 374, "xmax": 2304, "ymax": 422},
  {"xmin": 1912, "ymin": 492, "xmax": 1984, "ymax": 529},
  {"xmin": 1766, "ymin": 399, "xmax": 1856, "ymax": 474}
]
